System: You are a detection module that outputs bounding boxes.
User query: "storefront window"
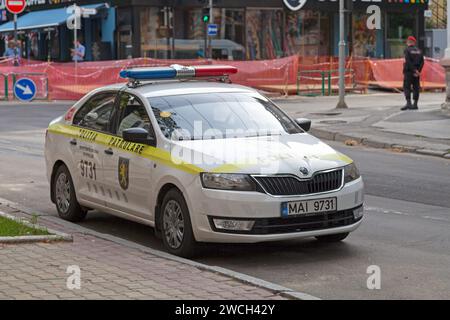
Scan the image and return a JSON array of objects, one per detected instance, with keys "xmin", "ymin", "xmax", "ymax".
[
  {"xmin": 387, "ymin": 13, "xmax": 416, "ymax": 58},
  {"xmin": 246, "ymin": 8, "xmax": 284, "ymax": 60},
  {"xmin": 48, "ymin": 29, "xmax": 60, "ymax": 61},
  {"xmin": 186, "ymin": 8, "xmax": 205, "ymax": 40},
  {"xmin": 222, "ymin": 9, "xmax": 245, "ymax": 47},
  {"xmin": 353, "ymin": 12, "xmax": 377, "ymax": 58},
  {"xmin": 284, "ymin": 10, "xmax": 331, "ymax": 58},
  {"xmin": 117, "ymin": 8, "xmax": 133, "ymax": 59},
  {"xmin": 29, "ymin": 32, "xmax": 39, "ymax": 59},
  {"xmin": 140, "ymin": 7, "xmax": 164, "ymax": 58},
  {"xmin": 184, "ymin": 8, "xmax": 245, "ymax": 60}
]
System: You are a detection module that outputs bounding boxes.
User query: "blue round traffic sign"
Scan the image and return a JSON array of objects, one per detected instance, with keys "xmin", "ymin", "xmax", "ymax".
[{"xmin": 14, "ymin": 78, "xmax": 37, "ymax": 102}]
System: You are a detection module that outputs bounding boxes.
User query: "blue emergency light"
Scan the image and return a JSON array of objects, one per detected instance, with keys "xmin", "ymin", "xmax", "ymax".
[
  {"xmin": 120, "ymin": 67, "xmax": 177, "ymax": 80},
  {"xmin": 120, "ymin": 65, "xmax": 238, "ymax": 81}
]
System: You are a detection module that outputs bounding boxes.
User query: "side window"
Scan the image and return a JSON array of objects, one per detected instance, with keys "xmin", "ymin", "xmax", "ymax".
[
  {"xmin": 73, "ymin": 92, "xmax": 117, "ymax": 132},
  {"xmin": 116, "ymin": 93, "xmax": 153, "ymax": 137}
]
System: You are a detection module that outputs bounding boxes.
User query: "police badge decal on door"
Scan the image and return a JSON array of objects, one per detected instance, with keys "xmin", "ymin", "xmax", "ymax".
[{"xmin": 118, "ymin": 157, "xmax": 129, "ymax": 190}]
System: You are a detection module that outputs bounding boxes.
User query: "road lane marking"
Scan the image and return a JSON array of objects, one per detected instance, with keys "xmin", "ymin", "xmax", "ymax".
[{"xmin": 365, "ymin": 206, "xmax": 450, "ymax": 223}]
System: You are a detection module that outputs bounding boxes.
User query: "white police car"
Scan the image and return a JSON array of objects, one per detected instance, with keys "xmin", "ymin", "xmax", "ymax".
[{"xmin": 45, "ymin": 65, "xmax": 364, "ymax": 257}]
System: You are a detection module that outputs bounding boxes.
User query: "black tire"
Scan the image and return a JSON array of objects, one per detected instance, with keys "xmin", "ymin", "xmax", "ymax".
[
  {"xmin": 160, "ymin": 188, "xmax": 197, "ymax": 258},
  {"xmin": 53, "ymin": 164, "xmax": 87, "ymax": 222},
  {"xmin": 315, "ymin": 233, "xmax": 349, "ymax": 243}
]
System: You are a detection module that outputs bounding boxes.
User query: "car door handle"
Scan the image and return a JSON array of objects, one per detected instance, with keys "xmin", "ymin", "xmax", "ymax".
[
  {"xmin": 69, "ymin": 139, "xmax": 77, "ymax": 146},
  {"xmin": 104, "ymin": 148, "xmax": 114, "ymax": 155}
]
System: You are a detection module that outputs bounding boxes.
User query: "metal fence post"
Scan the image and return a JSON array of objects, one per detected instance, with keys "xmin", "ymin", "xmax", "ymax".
[
  {"xmin": 321, "ymin": 71, "xmax": 325, "ymax": 96},
  {"xmin": 3, "ymin": 75, "xmax": 8, "ymax": 100},
  {"xmin": 12, "ymin": 74, "xmax": 16, "ymax": 100},
  {"xmin": 328, "ymin": 71, "xmax": 332, "ymax": 96}
]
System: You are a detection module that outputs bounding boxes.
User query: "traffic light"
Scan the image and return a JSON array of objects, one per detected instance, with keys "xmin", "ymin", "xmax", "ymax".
[{"xmin": 202, "ymin": 7, "xmax": 210, "ymax": 23}]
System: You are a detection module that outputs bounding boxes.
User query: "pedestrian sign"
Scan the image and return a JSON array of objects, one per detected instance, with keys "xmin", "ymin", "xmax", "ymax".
[
  {"xmin": 207, "ymin": 24, "xmax": 218, "ymax": 36},
  {"xmin": 14, "ymin": 78, "xmax": 37, "ymax": 102}
]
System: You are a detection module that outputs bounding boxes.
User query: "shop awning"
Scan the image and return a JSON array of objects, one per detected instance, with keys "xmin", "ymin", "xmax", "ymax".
[{"xmin": 0, "ymin": 3, "xmax": 106, "ymax": 33}]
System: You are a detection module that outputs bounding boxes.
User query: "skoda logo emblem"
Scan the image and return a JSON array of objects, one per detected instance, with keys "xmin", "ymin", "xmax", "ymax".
[{"xmin": 299, "ymin": 167, "xmax": 309, "ymax": 175}]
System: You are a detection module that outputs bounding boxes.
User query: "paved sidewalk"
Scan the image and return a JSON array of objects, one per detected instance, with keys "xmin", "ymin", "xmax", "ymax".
[
  {"xmin": 275, "ymin": 92, "xmax": 450, "ymax": 159},
  {"xmin": 0, "ymin": 204, "xmax": 294, "ymax": 300}
]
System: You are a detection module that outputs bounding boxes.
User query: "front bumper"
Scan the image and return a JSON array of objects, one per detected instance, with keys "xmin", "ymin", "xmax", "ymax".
[{"xmin": 187, "ymin": 177, "xmax": 364, "ymax": 243}]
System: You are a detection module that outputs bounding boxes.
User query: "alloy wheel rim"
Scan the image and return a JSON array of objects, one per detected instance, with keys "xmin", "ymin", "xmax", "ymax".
[
  {"xmin": 163, "ymin": 200, "xmax": 185, "ymax": 250},
  {"xmin": 55, "ymin": 173, "xmax": 71, "ymax": 214}
]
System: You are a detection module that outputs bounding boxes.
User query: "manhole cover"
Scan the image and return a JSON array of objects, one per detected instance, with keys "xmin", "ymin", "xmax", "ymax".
[{"xmin": 319, "ymin": 120, "xmax": 347, "ymax": 125}]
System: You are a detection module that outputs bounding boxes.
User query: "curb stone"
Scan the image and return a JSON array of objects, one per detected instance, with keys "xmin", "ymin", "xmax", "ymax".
[
  {"xmin": 0, "ymin": 211, "xmax": 72, "ymax": 244},
  {"xmin": 0, "ymin": 196, "xmax": 320, "ymax": 301},
  {"xmin": 415, "ymin": 149, "xmax": 447, "ymax": 157},
  {"xmin": 334, "ymin": 133, "xmax": 363, "ymax": 144},
  {"xmin": 361, "ymin": 139, "xmax": 391, "ymax": 149},
  {"xmin": 310, "ymin": 128, "xmax": 336, "ymax": 141},
  {"xmin": 310, "ymin": 128, "xmax": 450, "ymax": 160},
  {"xmin": 391, "ymin": 145, "xmax": 417, "ymax": 153}
]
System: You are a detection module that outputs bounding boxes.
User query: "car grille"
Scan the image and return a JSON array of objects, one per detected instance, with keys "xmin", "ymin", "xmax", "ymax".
[
  {"xmin": 209, "ymin": 208, "xmax": 361, "ymax": 235},
  {"xmin": 253, "ymin": 169, "xmax": 343, "ymax": 196}
]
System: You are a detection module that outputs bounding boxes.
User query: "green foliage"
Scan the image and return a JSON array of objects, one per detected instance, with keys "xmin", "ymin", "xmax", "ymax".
[{"xmin": 0, "ymin": 216, "xmax": 49, "ymax": 237}]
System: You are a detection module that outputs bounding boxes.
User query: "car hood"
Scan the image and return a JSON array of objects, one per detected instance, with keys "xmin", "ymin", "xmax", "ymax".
[{"xmin": 168, "ymin": 133, "xmax": 352, "ymax": 176}]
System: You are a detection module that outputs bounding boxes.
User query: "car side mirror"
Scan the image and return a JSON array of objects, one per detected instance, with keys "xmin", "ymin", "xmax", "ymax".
[
  {"xmin": 295, "ymin": 118, "xmax": 312, "ymax": 132},
  {"xmin": 122, "ymin": 127, "xmax": 156, "ymax": 146}
]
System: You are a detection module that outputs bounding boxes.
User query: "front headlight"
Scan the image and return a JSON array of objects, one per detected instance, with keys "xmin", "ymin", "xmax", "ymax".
[
  {"xmin": 201, "ymin": 173, "xmax": 256, "ymax": 191},
  {"xmin": 344, "ymin": 163, "xmax": 360, "ymax": 184}
]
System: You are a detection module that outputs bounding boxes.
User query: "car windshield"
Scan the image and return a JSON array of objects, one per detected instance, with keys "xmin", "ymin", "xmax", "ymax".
[{"xmin": 148, "ymin": 92, "xmax": 302, "ymax": 141}]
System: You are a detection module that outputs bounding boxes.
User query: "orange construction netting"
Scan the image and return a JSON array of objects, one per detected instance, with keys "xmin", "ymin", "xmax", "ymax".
[{"xmin": 0, "ymin": 55, "xmax": 445, "ymax": 100}]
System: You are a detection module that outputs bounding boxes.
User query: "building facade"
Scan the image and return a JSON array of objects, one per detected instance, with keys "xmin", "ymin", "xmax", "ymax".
[{"xmin": 0, "ymin": 0, "xmax": 429, "ymax": 61}]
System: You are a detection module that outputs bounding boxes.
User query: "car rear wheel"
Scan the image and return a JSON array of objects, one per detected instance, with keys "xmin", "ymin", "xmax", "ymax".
[
  {"xmin": 315, "ymin": 232, "xmax": 349, "ymax": 243},
  {"xmin": 161, "ymin": 189, "xmax": 197, "ymax": 258},
  {"xmin": 53, "ymin": 164, "xmax": 87, "ymax": 222}
]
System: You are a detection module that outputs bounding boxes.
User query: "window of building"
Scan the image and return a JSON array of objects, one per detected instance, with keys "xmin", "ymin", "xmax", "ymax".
[
  {"xmin": 246, "ymin": 8, "xmax": 284, "ymax": 60},
  {"xmin": 140, "ymin": 7, "xmax": 165, "ymax": 58},
  {"xmin": 387, "ymin": 13, "xmax": 416, "ymax": 58},
  {"xmin": 117, "ymin": 7, "xmax": 133, "ymax": 59},
  {"xmin": 284, "ymin": 10, "xmax": 331, "ymax": 58},
  {"xmin": 352, "ymin": 12, "xmax": 378, "ymax": 58},
  {"xmin": 222, "ymin": 9, "xmax": 245, "ymax": 47}
]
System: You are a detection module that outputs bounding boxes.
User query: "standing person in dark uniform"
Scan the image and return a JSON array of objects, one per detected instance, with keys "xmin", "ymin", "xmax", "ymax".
[{"xmin": 401, "ymin": 36, "xmax": 424, "ymax": 111}]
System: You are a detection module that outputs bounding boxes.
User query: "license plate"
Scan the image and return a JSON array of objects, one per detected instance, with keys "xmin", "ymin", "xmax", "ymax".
[{"xmin": 281, "ymin": 197, "xmax": 337, "ymax": 217}]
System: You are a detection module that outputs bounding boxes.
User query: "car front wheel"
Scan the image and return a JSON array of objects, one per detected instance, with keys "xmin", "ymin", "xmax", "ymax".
[
  {"xmin": 53, "ymin": 164, "xmax": 87, "ymax": 222},
  {"xmin": 161, "ymin": 189, "xmax": 197, "ymax": 258}
]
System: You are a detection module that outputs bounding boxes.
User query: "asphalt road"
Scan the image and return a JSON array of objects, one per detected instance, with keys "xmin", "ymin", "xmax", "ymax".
[{"xmin": 0, "ymin": 102, "xmax": 449, "ymax": 300}]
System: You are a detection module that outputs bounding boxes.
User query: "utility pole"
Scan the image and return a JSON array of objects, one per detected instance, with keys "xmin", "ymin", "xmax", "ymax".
[
  {"xmin": 336, "ymin": 0, "xmax": 348, "ymax": 109},
  {"xmin": 445, "ymin": 0, "xmax": 450, "ymax": 58},
  {"xmin": 74, "ymin": 10, "xmax": 77, "ymax": 68},
  {"xmin": 163, "ymin": 7, "xmax": 171, "ymax": 59},
  {"xmin": 208, "ymin": 0, "xmax": 213, "ymax": 59},
  {"xmin": 202, "ymin": 4, "xmax": 210, "ymax": 59},
  {"xmin": 13, "ymin": 13, "xmax": 18, "ymax": 66}
]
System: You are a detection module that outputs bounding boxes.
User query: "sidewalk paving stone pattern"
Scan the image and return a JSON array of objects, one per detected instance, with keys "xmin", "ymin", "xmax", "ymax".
[{"xmin": 0, "ymin": 232, "xmax": 288, "ymax": 300}]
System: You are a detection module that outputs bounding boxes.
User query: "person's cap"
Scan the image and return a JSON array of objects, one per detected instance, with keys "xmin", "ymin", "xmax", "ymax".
[{"xmin": 407, "ymin": 36, "xmax": 417, "ymax": 43}]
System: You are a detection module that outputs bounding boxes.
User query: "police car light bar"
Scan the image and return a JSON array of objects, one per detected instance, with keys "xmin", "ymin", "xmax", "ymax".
[{"xmin": 119, "ymin": 64, "xmax": 238, "ymax": 81}]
